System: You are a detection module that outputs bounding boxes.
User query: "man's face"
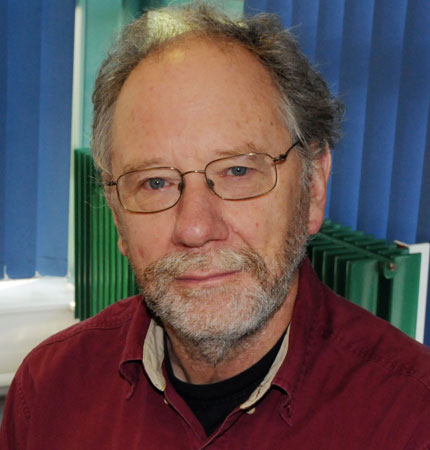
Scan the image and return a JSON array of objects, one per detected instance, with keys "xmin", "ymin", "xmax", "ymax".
[{"xmin": 109, "ymin": 38, "xmax": 327, "ymax": 360}]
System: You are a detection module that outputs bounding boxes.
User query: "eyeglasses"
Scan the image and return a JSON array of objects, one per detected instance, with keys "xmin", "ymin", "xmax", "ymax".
[{"xmin": 106, "ymin": 141, "xmax": 300, "ymax": 213}]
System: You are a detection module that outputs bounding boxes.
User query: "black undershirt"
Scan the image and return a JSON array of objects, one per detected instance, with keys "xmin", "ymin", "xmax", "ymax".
[{"xmin": 164, "ymin": 332, "xmax": 285, "ymax": 436}]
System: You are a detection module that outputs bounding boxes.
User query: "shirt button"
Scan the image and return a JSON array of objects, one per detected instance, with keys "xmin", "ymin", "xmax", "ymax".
[
  {"xmin": 246, "ymin": 407, "xmax": 256, "ymax": 415},
  {"xmin": 163, "ymin": 398, "xmax": 169, "ymax": 405}
]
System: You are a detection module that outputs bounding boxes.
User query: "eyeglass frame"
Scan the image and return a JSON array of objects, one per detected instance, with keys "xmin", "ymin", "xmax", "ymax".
[{"xmin": 105, "ymin": 140, "xmax": 301, "ymax": 214}]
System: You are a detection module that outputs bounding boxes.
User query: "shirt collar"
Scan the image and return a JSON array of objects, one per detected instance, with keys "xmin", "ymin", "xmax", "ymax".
[
  {"xmin": 141, "ymin": 319, "xmax": 291, "ymax": 405},
  {"xmin": 239, "ymin": 326, "xmax": 290, "ymax": 409},
  {"xmin": 118, "ymin": 297, "xmax": 152, "ymax": 398},
  {"xmin": 142, "ymin": 319, "xmax": 166, "ymax": 391}
]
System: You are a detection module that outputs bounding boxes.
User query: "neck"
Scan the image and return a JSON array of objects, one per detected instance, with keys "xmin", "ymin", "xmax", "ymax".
[{"xmin": 164, "ymin": 271, "xmax": 298, "ymax": 384}]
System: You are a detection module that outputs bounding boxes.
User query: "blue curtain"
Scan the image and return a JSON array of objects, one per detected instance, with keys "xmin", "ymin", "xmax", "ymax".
[
  {"xmin": 244, "ymin": 0, "xmax": 429, "ymax": 244},
  {"xmin": 245, "ymin": 0, "xmax": 430, "ymax": 340},
  {"xmin": 0, "ymin": 0, "xmax": 75, "ymax": 278}
]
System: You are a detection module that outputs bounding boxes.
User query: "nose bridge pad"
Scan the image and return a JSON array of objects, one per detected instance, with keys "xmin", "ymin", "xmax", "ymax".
[
  {"xmin": 178, "ymin": 180, "xmax": 185, "ymax": 193},
  {"xmin": 178, "ymin": 170, "xmax": 216, "ymax": 199}
]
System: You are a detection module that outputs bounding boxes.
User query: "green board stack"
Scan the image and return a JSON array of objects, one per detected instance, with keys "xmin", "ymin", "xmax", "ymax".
[
  {"xmin": 307, "ymin": 220, "xmax": 421, "ymax": 338},
  {"xmin": 74, "ymin": 148, "xmax": 137, "ymax": 320}
]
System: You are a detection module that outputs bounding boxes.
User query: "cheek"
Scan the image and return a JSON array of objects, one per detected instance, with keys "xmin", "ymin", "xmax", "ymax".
[
  {"xmin": 119, "ymin": 216, "xmax": 174, "ymax": 265},
  {"xmin": 229, "ymin": 202, "xmax": 289, "ymax": 254}
]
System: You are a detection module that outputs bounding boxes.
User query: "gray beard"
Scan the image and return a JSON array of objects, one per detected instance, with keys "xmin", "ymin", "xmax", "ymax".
[{"xmin": 128, "ymin": 189, "xmax": 310, "ymax": 366}]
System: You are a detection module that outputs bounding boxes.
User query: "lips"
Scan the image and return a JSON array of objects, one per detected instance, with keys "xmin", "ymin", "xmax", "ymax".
[{"xmin": 175, "ymin": 270, "xmax": 240, "ymax": 284}]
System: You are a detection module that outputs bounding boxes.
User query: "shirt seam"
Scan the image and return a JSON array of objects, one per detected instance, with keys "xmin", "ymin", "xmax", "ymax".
[
  {"xmin": 16, "ymin": 371, "xmax": 31, "ymax": 422},
  {"xmin": 284, "ymin": 275, "xmax": 324, "ymax": 409}
]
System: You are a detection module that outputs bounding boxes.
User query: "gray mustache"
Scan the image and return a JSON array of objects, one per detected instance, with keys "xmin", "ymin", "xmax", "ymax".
[{"xmin": 143, "ymin": 248, "xmax": 268, "ymax": 281}]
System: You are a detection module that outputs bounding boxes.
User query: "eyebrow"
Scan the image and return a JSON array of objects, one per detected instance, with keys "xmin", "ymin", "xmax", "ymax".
[
  {"xmin": 214, "ymin": 143, "xmax": 261, "ymax": 158},
  {"xmin": 215, "ymin": 146, "xmax": 261, "ymax": 158},
  {"xmin": 121, "ymin": 158, "xmax": 166, "ymax": 173}
]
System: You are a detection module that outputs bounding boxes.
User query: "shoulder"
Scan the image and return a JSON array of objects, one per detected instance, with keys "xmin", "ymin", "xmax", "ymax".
[
  {"xmin": 18, "ymin": 295, "xmax": 148, "ymax": 381},
  {"xmin": 295, "ymin": 259, "xmax": 430, "ymax": 394},
  {"xmin": 297, "ymin": 258, "xmax": 430, "ymax": 384},
  {"xmin": 290, "ymin": 262, "xmax": 430, "ymax": 445},
  {"xmin": 1, "ymin": 295, "xmax": 150, "ymax": 445},
  {"xmin": 316, "ymin": 285, "xmax": 430, "ymax": 446},
  {"xmin": 37, "ymin": 295, "xmax": 141, "ymax": 346},
  {"xmin": 320, "ymin": 281, "xmax": 430, "ymax": 391}
]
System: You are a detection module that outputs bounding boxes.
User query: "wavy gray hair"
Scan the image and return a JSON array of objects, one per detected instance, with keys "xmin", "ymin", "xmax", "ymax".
[{"xmin": 92, "ymin": 2, "xmax": 344, "ymax": 174}]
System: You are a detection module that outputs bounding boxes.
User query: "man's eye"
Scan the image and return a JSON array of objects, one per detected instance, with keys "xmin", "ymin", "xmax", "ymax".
[
  {"xmin": 227, "ymin": 166, "xmax": 249, "ymax": 176},
  {"xmin": 145, "ymin": 177, "xmax": 167, "ymax": 190}
]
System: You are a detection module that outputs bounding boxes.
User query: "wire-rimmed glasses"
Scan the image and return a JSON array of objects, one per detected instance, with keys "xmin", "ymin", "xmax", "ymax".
[{"xmin": 106, "ymin": 141, "xmax": 300, "ymax": 213}]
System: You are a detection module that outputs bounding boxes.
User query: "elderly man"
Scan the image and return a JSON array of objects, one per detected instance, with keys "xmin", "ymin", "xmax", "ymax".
[{"xmin": 2, "ymin": 4, "xmax": 430, "ymax": 449}]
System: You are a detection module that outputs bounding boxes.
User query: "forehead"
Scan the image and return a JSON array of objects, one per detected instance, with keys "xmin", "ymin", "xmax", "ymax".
[{"xmin": 111, "ymin": 36, "xmax": 289, "ymax": 172}]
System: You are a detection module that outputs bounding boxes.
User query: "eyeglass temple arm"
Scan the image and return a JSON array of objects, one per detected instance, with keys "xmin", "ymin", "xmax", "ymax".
[
  {"xmin": 273, "ymin": 140, "xmax": 301, "ymax": 163},
  {"xmin": 105, "ymin": 181, "xmax": 117, "ymax": 186}
]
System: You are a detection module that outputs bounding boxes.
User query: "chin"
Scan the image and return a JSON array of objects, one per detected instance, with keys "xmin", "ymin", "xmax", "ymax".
[{"xmin": 144, "ymin": 274, "xmax": 289, "ymax": 363}]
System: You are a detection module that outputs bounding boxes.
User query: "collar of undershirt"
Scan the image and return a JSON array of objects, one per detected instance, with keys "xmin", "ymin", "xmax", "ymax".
[
  {"xmin": 142, "ymin": 318, "xmax": 291, "ymax": 408},
  {"xmin": 164, "ymin": 329, "xmax": 287, "ymax": 402}
]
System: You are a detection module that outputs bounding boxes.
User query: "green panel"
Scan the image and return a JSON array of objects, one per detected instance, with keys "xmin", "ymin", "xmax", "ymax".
[
  {"xmin": 74, "ymin": 148, "xmax": 137, "ymax": 320},
  {"xmin": 320, "ymin": 220, "xmax": 343, "ymax": 235},
  {"xmin": 345, "ymin": 259, "xmax": 379, "ymax": 315},
  {"xmin": 333, "ymin": 254, "xmax": 364, "ymax": 297},
  {"xmin": 310, "ymin": 219, "xmax": 422, "ymax": 338},
  {"xmin": 306, "ymin": 234, "xmax": 331, "ymax": 266},
  {"xmin": 331, "ymin": 230, "xmax": 364, "ymax": 240},
  {"xmin": 344, "ymin": 236, "xmax": 376, "ymax": 247},
  {"xmin": 312, "ymin": 244, "xmax": 345, "ymax": 278},
  {"xmin": 377, "ymin": 248, "xmax": 408, "ymax": 257},
  {"xmin": 308, "ymin": 234, "xmax": 331, "ymax": 246},
  {"xmin": 74, "ymin": 148, "xmax": 93, "ymax": 319},
  {"xmin": 322, "ymin": 248, "xmax": 356, "ymax": 288},
  {"xmin": 388, "ymin": 253, "xmax": 422, "ymax": 338},
  {"xmin": 74, "ymin": 150, "xmax": 83, "ymax": 318},
  {"xmin": 362, "ymin": 240, "xmax": 389, "ymax": 251}
]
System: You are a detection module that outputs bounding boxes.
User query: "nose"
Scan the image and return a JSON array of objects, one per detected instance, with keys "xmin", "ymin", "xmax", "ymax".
[{"xmin": 171, "ymin": 173, "xmax": 229, "ymax": 249}]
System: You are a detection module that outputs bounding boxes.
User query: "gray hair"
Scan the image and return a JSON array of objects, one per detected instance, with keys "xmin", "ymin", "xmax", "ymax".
[{"xmin": 92, "ymin": 2, "xmax": 344, "ymax": 174}]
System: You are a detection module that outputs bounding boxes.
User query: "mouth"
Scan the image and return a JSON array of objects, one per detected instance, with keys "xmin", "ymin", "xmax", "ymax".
[{"xmin": 174, "ymin": 270, "xmax": 241, "ymax": 286}]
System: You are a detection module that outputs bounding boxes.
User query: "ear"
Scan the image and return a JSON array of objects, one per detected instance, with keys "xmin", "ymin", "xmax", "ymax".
[
  {"xmin": 307, "ymin": 144, "xmax": 332, "ymax": 235},
  {"xmin": 104, "ymin": 181, "xmax": 128, "ymax": 257}
]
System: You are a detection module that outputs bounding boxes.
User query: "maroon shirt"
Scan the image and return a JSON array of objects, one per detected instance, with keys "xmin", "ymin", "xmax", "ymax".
[{"xmin": 2, "ymin": 259, "xmax": 430, "ymax": 449}]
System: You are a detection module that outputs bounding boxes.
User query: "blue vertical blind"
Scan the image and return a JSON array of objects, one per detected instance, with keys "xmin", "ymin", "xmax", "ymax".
[
  {"xmin": 244, "ymin": 0, "xmax": 429, "ymax": 247},
  {"xmin": 245, "ymin": 0, "xmax": 430, "ymax": 343},
  {"xmin": 0, "ymin": 0, "xmax": 75, "ymax": 278}
]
